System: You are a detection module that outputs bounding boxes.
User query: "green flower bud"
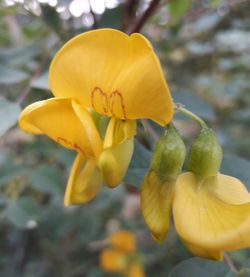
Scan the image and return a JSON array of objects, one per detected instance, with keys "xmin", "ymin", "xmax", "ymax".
[
  {"xmin": 150, "ymin": 124, "xmax": 186, "ymax": 182},
  {"xmin": 187, "ymin": 128, "xmax": 223, "ymax": 180}
]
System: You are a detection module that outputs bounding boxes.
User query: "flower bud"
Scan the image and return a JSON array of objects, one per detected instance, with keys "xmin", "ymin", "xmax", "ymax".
[
  {"xmin": 140, "ymin": 124, "xmax": 186, "ymax": 243},
  {"xmin": 187, "ymin": 128, "xmax": 223, "ymax": 180},
  {"xmin": 150, "ymin": 124, "xmax": 186, "ymax": 181}
]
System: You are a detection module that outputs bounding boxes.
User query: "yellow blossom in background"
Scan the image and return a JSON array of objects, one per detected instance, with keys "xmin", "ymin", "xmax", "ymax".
[
  {"xmin": 100, "ymin": 230, "xmax": 144, "ymax": 277},
  {"xmin": 100, "ymin": 249, "xmax": 127, "ymax": 273},
  {"xmin": 18, "ymin": 29, "xmax": 173, "ymax": 206},
  {"xmin": 110, "ymin": 231, "xmax": 136, "ymax": 253}
]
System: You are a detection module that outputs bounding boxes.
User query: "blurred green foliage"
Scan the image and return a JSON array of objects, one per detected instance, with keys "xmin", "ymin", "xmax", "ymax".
[{"xmin": 0, "ymin": 0, "xmax": 250, "ymax": 276}]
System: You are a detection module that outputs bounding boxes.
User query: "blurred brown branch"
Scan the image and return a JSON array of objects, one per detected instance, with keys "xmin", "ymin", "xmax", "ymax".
[
  {"xmin": 16, "ymin": 65, "xmax": 42, "ymax": 105},
  {"xmin": 129, "ymin": 0, "xmax": 163, "ymax": 34},
  {"xmin": 122, "ymin": 0, "xmax": 140, "ymax": 32}
]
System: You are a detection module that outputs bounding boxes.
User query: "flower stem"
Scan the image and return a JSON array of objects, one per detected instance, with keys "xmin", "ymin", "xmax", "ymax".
[{"xmin": 174, "ymin": 103, "xmax": 208, "ymax": 129}]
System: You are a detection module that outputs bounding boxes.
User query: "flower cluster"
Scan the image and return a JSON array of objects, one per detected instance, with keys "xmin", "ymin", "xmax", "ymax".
[
  {"xmin": 100, "ymin": 231, "xmax": 144, "ymax": 277},
  {"xmin": 19, "ymin": 28, "xmax": 250, "ymax": 261},
  {"xmin": 141, "ymin": 125, "xmax": 250, "ymax": 260}
]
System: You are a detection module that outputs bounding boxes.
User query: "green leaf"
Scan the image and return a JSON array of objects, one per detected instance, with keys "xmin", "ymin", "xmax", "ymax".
[
  {"xmin": 124, "ymin": 140, "xmax": 152, "ymax": 188},
  {"xmin": 0, "ymin": 44, "xmax": 39, "ymax": 66},
  {"xmin": 0, "ymin": 98, "xmax": 21, "ymax": 136},
  {"xmin": 239, "ymin": 260, "xmax": 250, "ymax": 277},
  {"xmin": 30, "ymin": 164, "xmax": 65, "ymax": 195},
  {"xmin": 221, "ymin": 153, "xmax": 250, "ymax": 189},
  {"xmin": 5, "ymin": 197, "xmax": 43, "ymax": 229},
  {"xmin": 0, "ymin": 65, "xmax": 29, "ymax": 85},
  {"xmin": 169, "ymin": 258, "xmax": 237, "ymax": 277},
  {"xmin": 0, "ymin": 163, "xmax": 27, "ymax": 187},
  {"xmin": 169, "ymin": 0, "xmax": 190, "ymax": 21},
  {"xmin": 191, "ymin": 13, "xmax": 221, "ymax": 34}
]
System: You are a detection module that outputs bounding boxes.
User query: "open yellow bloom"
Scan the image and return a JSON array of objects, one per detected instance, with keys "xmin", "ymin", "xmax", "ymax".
[
  {"xmin": 173, "ymin": 172, "xmax": 250, "ymax": 260},
  {"xmin": 19, "ymin": 29, "xmax": 173, "ymax": 206},
  {"xmin": 49, "ymin": 29, "xmax": 173, "ymax": 126}
]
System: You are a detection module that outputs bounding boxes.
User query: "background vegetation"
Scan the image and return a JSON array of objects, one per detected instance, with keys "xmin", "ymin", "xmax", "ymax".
[{"xmin": 0, "ymin": 0, "xmax": 250, "ymax": 276}]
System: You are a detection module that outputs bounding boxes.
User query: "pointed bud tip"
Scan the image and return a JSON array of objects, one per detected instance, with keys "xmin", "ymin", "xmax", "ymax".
[
  {"xmin": 150, "ymin": 124, "xmax": 186, "ymax": 181},
  {"xmin": 187, "ymin": 128, "xmax": 223, "ymax": 180}
]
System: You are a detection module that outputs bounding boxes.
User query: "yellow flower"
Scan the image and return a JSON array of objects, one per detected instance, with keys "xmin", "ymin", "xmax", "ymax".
[
  {"xmin": 141, "ymin": 127, "xmax": 250, "ymax": 260},
  {"xmin": 110, "ymin": 231, "xmax": 136, "ymax": 253},
  {"xmin": 100, "ymin": 230, "xmax": 144, "ymax": 276},
  {"xmin": 19, "ymin": 29, "xmax": 173, "ymax": 206},
  {"xmin": 173, "ymin": 172, "xmax": 250, "ymax": 260},
  {"xmin": 100, "ymin": 249, "xmax": 127, "ymax": 273}
]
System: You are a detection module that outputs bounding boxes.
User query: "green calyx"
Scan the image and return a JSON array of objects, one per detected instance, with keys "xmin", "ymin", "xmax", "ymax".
[
  {"xmin": 150, "ymin": 124, "xmax": 186, "ymax": 182},
  {"xmin": 187, "ymin": 127, "xmax": 223, "ymax": 180}
]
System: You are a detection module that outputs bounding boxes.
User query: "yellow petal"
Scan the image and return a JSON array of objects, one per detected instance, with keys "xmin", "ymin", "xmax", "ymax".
[
  {"xmin": 214, "ymin": 173, "xmax": 250, "ymax": 204},
  {"xmin": 98, "ymin": 139, "xmax": 134, "ymax": 188},
  {"xmin": 141, "ymin": 170, "xmax": 173, "ymax": 243},
  {"xmin": 19, "ymin": 98, "xmax": 99, "ymax": 157},
  {"xmin": 110, "ymin": 231, "xmax": 136, "ymax": 253},
  {"xmin": 64, "ymin": 154, "xmax": 102, "ymax": 206},
  {"xmin": 72, "ymin": 101, "xmax": 102, "ymax": 157},
  {"xmin": 49, "ymin": 29, "xmax": 173, "ymax": 125},
  {"xmin": 173, "ymin": 172, "xmax": 250, "ymax": 254},
  {"xmin": 104, "ymin": 118, "xmax": 136, "ymax": 148},
  {"xmin": 182, "ymin": 240, "xmax": 223, "ymax": 261}
]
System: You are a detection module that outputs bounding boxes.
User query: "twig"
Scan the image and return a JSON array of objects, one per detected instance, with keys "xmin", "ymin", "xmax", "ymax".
[
  {"xmin": 16, "ymin": 45, "xmax": 52, "ymax": 105},
  {"xmin": 129, "ymin": 0, "xmax": 162, "ymax": 34},
  {"xmin": 16, "ymin": 65, "xmax": 42, "ymax": 105},
  {"xmin": 122, "ymin": 0, "xmax": 140, "ymax": 32},
  {"xmin": 224, "ymin": 252, "xmax": 238, "ymax": 273}
]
